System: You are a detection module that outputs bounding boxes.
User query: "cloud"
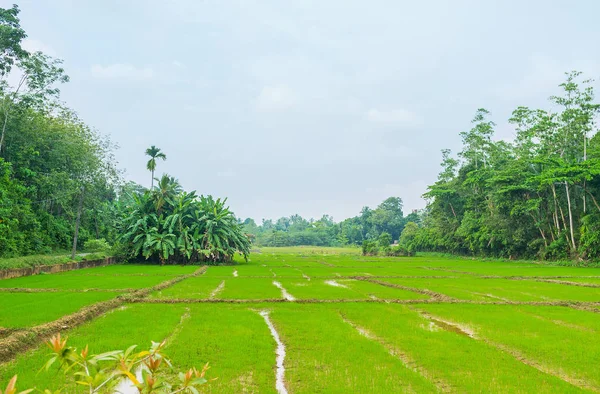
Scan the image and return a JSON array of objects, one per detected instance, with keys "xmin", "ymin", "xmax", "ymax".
[
  {"xmin": 22, "ymin": 39, "xmax": 57, "ymax": 56},
  {"xmin": 255, "ymin": 85, "xmax": 295, "ymax": 111},
  {"xmin": 366, "ymin": 108, "xmax": 421, "ymax": 125},
  {"xmin": 90, "ymin": 63, "xmax": 154, "ymax": 80}
]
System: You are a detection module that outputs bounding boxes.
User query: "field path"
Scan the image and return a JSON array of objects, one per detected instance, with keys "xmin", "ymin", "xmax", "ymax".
[
  {"xmin": 273, "ymin": 281, "xmax": 295, "ymax": 301},
  {"xmin": 259, "ymin": 310, "xmax": 288, "ymax": 394},
  {"xmin": 210, "ymin": 281, "xmax": 225, "ymax": 299}
]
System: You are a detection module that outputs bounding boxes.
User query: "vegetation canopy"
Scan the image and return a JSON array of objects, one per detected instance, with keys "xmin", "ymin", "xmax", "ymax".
[{"xmin": 119, "ymin": 174, "xmax": 250, "ymax": 265}]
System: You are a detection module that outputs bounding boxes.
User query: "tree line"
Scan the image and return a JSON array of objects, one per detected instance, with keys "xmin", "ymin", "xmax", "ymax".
[
  {"xmin": 412, "ymin": 71, "xmax": 600, "ymax": 261},
  {"xmin": 242, "ymin": 196, "xmax": 418, "ymax": 248}
]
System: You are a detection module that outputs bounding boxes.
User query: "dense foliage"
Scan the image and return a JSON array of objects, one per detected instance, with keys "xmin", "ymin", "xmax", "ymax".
[
  {"xmin": 412, "ymin": 72, "xmax": 600, "ymax": 260},
  {"xmin": 119, "ymin": 175, "xmax": 250, "ymax": 264},
  {"xmin": 242, "ymin": 196, "xmax": 418, "ymax": 248},
  {"xmin": 0, "ymin": 5, "xmax": 119, "ymax": 257}
]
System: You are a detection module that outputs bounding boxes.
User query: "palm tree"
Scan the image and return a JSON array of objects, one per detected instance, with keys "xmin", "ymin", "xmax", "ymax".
[
  {"xmin": 152, "ymin": 174, "xmax": 182, "ymax": 214},
  {"xmin": 145, "ymin": 146, "xmax": 167, "ymax": 189}
]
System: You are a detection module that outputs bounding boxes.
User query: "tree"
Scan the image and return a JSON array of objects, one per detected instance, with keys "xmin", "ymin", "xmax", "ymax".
[
  {"xmin": 0, "ymin": 5, "xmax": 69, "ymax": 153},
  {"xmin": 415, "ymin": 71, "xmax": 600, "ymax": 261},
  {"xmin": 119, "ymin": 181, "xmax": 250, "ymax": 265},
  {"xmin": 145, "ymin": 145, "xmax": 166, "ymax": 189}
]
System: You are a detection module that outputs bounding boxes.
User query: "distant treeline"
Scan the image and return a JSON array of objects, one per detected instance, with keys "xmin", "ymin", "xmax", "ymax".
[{"xmin": 241, "ymin": 196, "xmax": 418, "ymax": 247}]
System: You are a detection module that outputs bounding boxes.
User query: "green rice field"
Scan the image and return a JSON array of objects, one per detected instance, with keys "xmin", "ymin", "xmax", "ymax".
[{"xmin": 2, "ymin": 247, "xmax": 600, "ymax": 393}]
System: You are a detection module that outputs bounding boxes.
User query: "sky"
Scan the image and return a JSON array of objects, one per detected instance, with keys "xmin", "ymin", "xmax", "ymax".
[{"xmin": 8, "ymin": 0, "xmax": 600, "ymax": 222}]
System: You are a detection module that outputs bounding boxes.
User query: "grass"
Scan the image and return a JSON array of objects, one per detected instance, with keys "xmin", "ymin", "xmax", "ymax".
[
  {"xmin": 166, "ymin": 304, "xmax": 277, "ymax": 393},
  {"xmin": 376, "ymin": 277, "xmax": 600, "ymax": 302},
  {"xmin": 57, "ymin": 264, "xmax": 198, "ymax": 276},
  {"xmin": 0, "ymin": 253, "xmax": 82, "ymax": 271},
  {"xmin": 338, "ymin": 303, "xmax": 580, "ymax": 393},
  {"xmin": 269, "ymin": 303, "xmax": 438, "ymax": 392},
  {"xmin": 419, "ymin": 304, "xmax": 600, "ymax": 391},
  {"xmin": 276, "ymin": 278, "xmax": 429, "ymax": 300},
  {"xmin": 0, "ymin": 292, "xmax": 121, "ymax": 328},
  {"xmin": 0, "ymin": 274, "xmax": 170, "ymax": 290},
  {"xmin": 3, "ymin": 247, "xmax": 600, "ymax": 392},
  {"xmin": 150, "ymin": 277, "xmax": 225, "ymax": 299},
  {"xmin": 218, "ymin": 278, "xmax": 282, "ymax": 300},
  {"xmin": 0, "ymin": 252, "xmax": 116, "ymax": 271}
]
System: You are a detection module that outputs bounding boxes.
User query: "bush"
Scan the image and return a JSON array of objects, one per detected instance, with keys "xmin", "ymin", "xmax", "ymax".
[
  {"xmin": 83, "ymin": 238, "xmax": 111, "ymax": 253},
  {"xmin": 378, "ymin": 232, "xmax": 392, "ymax": 248},
  {"xmin": 362, "ymin": 240, "xmax": 379, "ymax": 256},
  {"xmin": 386, "ymin": 244, "xmax": 415, "ymax": 257}
]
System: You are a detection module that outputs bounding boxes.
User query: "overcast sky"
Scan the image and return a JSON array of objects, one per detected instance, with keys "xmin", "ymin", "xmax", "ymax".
[{"xmin": 10, "ymin": 0, "xmax": 600, "ymax": 221}]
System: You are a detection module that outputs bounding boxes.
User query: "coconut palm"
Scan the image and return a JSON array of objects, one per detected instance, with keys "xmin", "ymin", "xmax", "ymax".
[
  {"xmin": 145, "ymin": 145, "xmax": 166, "ymax": 189},
  {"xmin": 152, "ymin": 174, "xmax": 182, "ymax": 214}
]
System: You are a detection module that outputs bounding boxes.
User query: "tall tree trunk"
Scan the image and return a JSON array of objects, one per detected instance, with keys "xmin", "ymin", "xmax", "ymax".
[
  {"xmin": 449, "ymin": 202, "xmax": 457, "ymax": 218},
  {"xmin": 529, "ymin": 213, "xmax": 548, "ymax": 247},
  {"xmin": 584, "ymin": 189, "xmax": 600, "ymax": 213},
  {"xmin": 583, "ymin": 179, "xmax": 587, "ymax": 213},
  {"xmin": 550, "ymin": 184, "xmax": 562, "ymax": 236},
  {"xmin": 564, "ymin": 181, "xmax": 576, "ymax": 252},
  {"xmin": 71, "ymin": 187, "xmax": 85, "ymax": 259},
  {"xmin": 151, "ymin": 169, "xmax": 154, "ymax": 189},
  {"xmin": 584, "ymin": 134, "xmax": 587, "ymax": 213}
]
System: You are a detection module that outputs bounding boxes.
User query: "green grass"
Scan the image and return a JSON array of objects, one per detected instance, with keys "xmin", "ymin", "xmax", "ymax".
[
  {"xmin": 269, "ymin": 303, "xmax": 438, "ymax": 393},
  {"xmin": 150, "ymin": 277, "xmax": 224, "ymax": 299},
  {"xmin": 377, "ymin": 277, "xmax": 600, "ymax": 301},
  {"xmin": 419, "ymin": 304, "xmax": 600, "ymax": 391},
  {"xmin": 0, "ymin": 254, "xmax": 80, "ymax": 271},
  {"xmin": 0, "ymin": 292, "xmax": 121, "ymax": 328},
  {"xmin": 234, "ymin": 265, "xmax": 277, "ymax": 277},
  {"xmin": 218, "ymin": 278, "xmax": 282, "ymax": 300},
  {"xmin": 276, "ymin": 278, "xmax": 428, "ymax": 300},
  {"xmin": 337, "ymin": 303, "xmax": 581, "ymax": 392},
  {"xmin": 57, "ymin": 264, "xmax": 198, "ymax": 276},
  {"xmin": 166, "ymin": 304, "xmax": 277, "ymax": 393},
  {"xmin": 0, "ymin": 274, "xmax": 170, "ymax": 290},
  {"xmin": 203, "ymin": 266, "xmax": 235, "ymax": 277}
]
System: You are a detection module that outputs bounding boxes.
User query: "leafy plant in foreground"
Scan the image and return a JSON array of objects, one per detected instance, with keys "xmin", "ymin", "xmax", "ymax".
[{"xmin": 2, "ymin": 333, "xmax": 213, "ymax": 394}]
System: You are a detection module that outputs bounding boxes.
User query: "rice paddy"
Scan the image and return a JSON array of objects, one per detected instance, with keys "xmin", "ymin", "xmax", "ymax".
[{"xmin": 2, "ymin": 247, "xmax": 600, "ymax": 392}]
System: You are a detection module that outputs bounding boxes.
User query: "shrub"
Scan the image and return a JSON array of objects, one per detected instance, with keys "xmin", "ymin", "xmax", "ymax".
[
  {"xmin": 386, "ymin": 245, "xmax": 415, "ymax": 257},
  {"xmin": 378, "ymin": 232, "xmax": 392, "ymax": 248},
  {"xmin": 83, "ymin": 238, "xmax": 111, "ymax": 253},
  {"xmin": 362, "ymin": 240, "xmax": 379, "ymax": 256}
]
